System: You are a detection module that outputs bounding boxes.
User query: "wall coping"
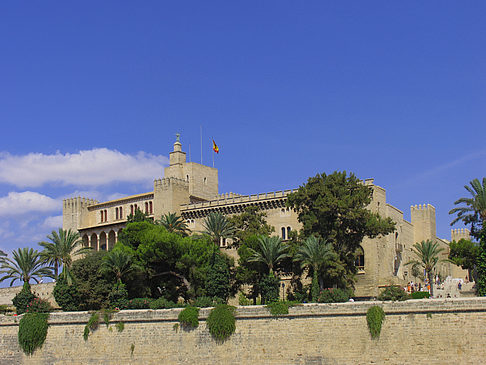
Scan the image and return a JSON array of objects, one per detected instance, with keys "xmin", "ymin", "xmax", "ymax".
[{"xmin": 2, "ymin": 297, "xmax": 485, "ymax": 327}]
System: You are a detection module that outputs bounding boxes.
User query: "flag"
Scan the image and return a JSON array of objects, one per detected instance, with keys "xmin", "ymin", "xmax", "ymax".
[{"xmin": 212, "ymin": 139, "xmax": 219, "ymax": 153}]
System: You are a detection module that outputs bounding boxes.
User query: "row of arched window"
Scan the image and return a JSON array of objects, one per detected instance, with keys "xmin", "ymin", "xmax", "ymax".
[
  {"xmin": 100, "ymin": 201, "xmax": 154, "ymax": 223},
  {"xmin": 100, "ymin": 209, "xmax": 108, "ymax": 223},
  {"xmin": 281, "ymin": 226, "xmax": 291, "ymax": 240}
]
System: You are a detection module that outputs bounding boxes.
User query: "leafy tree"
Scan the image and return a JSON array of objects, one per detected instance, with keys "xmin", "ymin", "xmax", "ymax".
[
  {"xmin": 157, "ymin": 212, "xmax": 190, "ymax": 236},
  {"xmin": 406, "ymin": 240, "xmax": 445, "ymax": 296},
  {"xmin": 100, "ymin": 250, "xmax": 137, "ymax": 284},
  {"xmin": 117, "ymin": 221, "xmax": 155, "ymax": 250},
  {"xmin": 449, "ymin": 178, "xmax": 486, "ymax": 239},
  {"xmin": 294, "ymin": 236, "xmax": 337, "ymax": 302},
  {"xmin": 228, "ymin": 206, "xmax": 274, "ymax": 248},
  {"xmin": 449, "ymin": 178, "xmax": 486, "ymax": 295},
  {"xmin": 202, "ymin": 212, "xmax": 236, "ymax": 248},
  {"xmin": 235, "ymin": 235, "xmax": 266, "ymax": 304},
  {"xmin": 0, "ymin": 248, "xmax": 51, "ymax": 286},
  {"xmin": 259, "ymin": 274, "xmax": 280, "ymax": 304},
  {"xmin": 53, "ymin": 277, "xmax": 82, "ymax": 311},
  {"xmin": 12, "ymin": 283, "xmax": 37, "ymax": 314},
  {"xmin": 205, "ymin": 253, "xmax": 231, "ymax": 302},
  {"xmin": 71, "ymin": 251, "xmax": 113, "ymax": 310},
  {"xmin": 248, "ymin": 236, "xmax": 289, "ymax": 276},
  {"xmin": 448, "ymin": 239, "xmax": 479, "ymax": 282},
  {"xmin": 39, "ymin": 228, "xmax": 91, "ymax": 284},
  {"xmin": 287, "ymin": 171, "xmax": 396, "ymax": 287},
  {"xmin": 127, "ymin": 207, "xmax": 151, "ymax": 223}
]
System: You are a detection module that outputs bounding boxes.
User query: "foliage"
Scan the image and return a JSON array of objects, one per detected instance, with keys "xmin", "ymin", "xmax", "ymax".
[
  {"xmin": 108, "ymin": 282, "xmax": 129, "ymax": 309},
  {"xmin": 71, "ymin": 251, "xmax": 113, "ymax": 310},
  {"xmin": 83, "ymin": 312, "xmax": 100, "ymax": 341},
  {"xmin": 318, "ymin": 288, "xmax": 353, "ymax": 303},
  {"xmin": 26, "ymin": 298, "xmax": 52, "ymax": 313},
  {"xmin": 101, "ymin": 250, "xmax": 137, "ymax": 284},
  {"xmin": 18, "ymin": 313, "xmax": 49, "ymax": 355},
  {"xmin": 205, "ymin": 253, "xmax": 231, "ymax": 303},
  {"xmin": 238, "ymin": 292, "xmax": 251, "ymax": 306},
  {"xmin": 448, "ymin": 239, "xmax": 479, "ymax": 281},
  {"xmin": 149, "ymin": 297, "xmax": 180, "ymax": 309},
  {"xmin": 377, "ymin": 286, "xmax": 409, "ymax": 301},
  {"xmin": 406, "ymin": 240, "xmax": 445, "ymax": 296},
  {"xmin": 411, "ymin": 291, "xmax": 430, "ymax": 299},
  {"xmin": 260, "ymin": 274, "xmax": 280, "ymax": 304},
  {"xmin": 228, "ymin": 206, "xmax": 274, "ymax": 248},
  {"xmin": 53, "ymin": 277, "xmax": 82, "ymax": 311},
  {"xmin": 235, "ymin": 235, "xmax": 266, "ymax": 304},
  {"xmin": 476, "ymin": 227, "xmax": 486, "ymax": 296},
  {"xmin": 202, "ymin": 212, "xmax": 236, "ymax": 247},
  {"xmin": 0, "ymin": 304, "xmax": 14, "ymax": 314},
  {"xmin": 193, "ymin": 296, "xmax": 216, "ymax": 308},
  {"xmin": 0, "ymin": 248, "xmax": 51, "ymax": 287},
  {"xmin": 449, "ymin": 178, "xmax": 486, "ymax": 239},
  {"xmin": 39, "ymin": 228, "xmax": 91, "ymax": 284},
  {"xmin": 115, "ymin": 321, "xmax": 125, "ymax": 332},
  {"xmin": 178, "ymin": 306, "xmax": 199, "ymax": 329},
  {"xmin": 265, "ymin": 301, "xmax": 296, "ymax": 316},
  {"xmin": 12, "ymin": 283, "xmax": 37, "ymax": 315},
  {"xmin": 126, "ymin": 298, "xmax": 154, "ymax": 309},
  {"xmin": 366, "ymin": 306, "xmax": 385, "ymax": 339},
  {"xmin": 206, "ymin": 304, "xmax": 236, "ymax": 341},
  {"xmin": 126, "ymin": 207, "xmax": 152, "ymax": 223},
  {"xmin": 287, "ymin": 171, "xmax": 395, "ymax": 287},
  {"xmin": 157, "ymin": 212, "xmax": 190, "ymax": 236},
  {"xmin": 248, "ymin": 236, "xmax": 289, "ymax": 275}
]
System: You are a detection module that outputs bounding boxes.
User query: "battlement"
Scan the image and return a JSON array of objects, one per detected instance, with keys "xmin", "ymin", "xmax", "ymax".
[
  {"xmin": 217, "ymin": 192, "xmax": 244, "ymax": 199},
  {"xmin": 451, "ymin": 228, "xmax": 471, "ymax": 242},
  {"xmin": 63, "ymin": 197, "xmax": 98, "ymax": 209},
  {"xmin": 411, "ymin": 203, "xmax": 436, "ymax": 211},
  {"xmin": 154, "ymin": 177, "xmax": 189, "ymax": 190},
  {"xmin": 181, "ymin": 189, "xmax": 297, "ymax": 211}
]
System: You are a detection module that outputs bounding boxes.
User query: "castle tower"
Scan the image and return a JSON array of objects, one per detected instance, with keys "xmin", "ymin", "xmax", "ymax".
[
  {"xmin": 410, "ymin": 204, "xmax": 436, "ymax": 243},
  {"xmin": 451, "ymin": 228, "xmax": 471, "ymax": 242},
  {"xmin": 62, "ymin": 197, "xmax": 98, "ymax": 231}
]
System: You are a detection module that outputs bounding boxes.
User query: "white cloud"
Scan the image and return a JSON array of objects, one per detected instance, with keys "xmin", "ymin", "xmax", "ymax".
[
  {"xmin": 42, "ymin": 215, "xmax": 63, "ymax": 229},
  {"xmin": 0, "ymin": 148, "xmax": 169, "ymax": 188},
  {"xmin": 0, "ymin": 191, "xmax": 59, "ymax": 216}
]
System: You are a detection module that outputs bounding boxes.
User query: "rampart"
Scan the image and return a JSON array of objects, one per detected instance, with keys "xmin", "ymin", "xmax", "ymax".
[{"xmin": 1, "ymin": 297, "xmax": 485, "ymax": 364}]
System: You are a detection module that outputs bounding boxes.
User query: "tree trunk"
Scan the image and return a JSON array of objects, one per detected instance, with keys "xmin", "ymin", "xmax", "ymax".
[{"xmin": 152, "ymin": 271, "xmax": 192, "ymax": 292}]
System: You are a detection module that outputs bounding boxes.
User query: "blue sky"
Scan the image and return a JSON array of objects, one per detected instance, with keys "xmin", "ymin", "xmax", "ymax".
[{"xmin": 0, "ymin": 1, "xmax": 485, "ymax": 258}]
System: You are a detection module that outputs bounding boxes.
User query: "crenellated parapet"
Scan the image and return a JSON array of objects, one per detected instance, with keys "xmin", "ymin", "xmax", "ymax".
[
  {"xmin": 451, "ymin": 228, "xmax": 471, "ymax": 242},
  {"xmin": 154, "ymin": 177, "xmax": 189, "ymax": 190},
  {"xmin": 63, "ymin": 197, "xmax": 98, "ymax": 209}
]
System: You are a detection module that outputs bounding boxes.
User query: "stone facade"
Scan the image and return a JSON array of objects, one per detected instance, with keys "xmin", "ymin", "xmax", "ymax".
[
  {"xmin": 1, "ymin": 298, "xmax": 486, "ymax": 364},
  {"xmin": 62, "ymin": 137, "xmax": 468, "ymax": 298}
]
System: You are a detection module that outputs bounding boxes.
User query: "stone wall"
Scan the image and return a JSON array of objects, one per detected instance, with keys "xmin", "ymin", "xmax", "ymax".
[
  {"xmin": 0, "ymin": 283, "xmax": 56, "ymax": 307},
  {"xmin": 1, "ymin": 297, "xmax": 485, "ymax": 364}
]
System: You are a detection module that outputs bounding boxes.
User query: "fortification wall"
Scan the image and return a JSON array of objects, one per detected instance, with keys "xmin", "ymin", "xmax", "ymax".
[
  {"xmin": 0, "ymin": 283, "xmax": 56, "ymax": 307},
  {"xmin": 1, "ymin": 298, "xmax": 485, "ymax": 364}
]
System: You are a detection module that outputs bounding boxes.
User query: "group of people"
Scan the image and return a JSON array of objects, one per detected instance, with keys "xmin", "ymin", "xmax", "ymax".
[{"xmin": 405, "ymin": 280, "xmax": 431, "ymax": 294}]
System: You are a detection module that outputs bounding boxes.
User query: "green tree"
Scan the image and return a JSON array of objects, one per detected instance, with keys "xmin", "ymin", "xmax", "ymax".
[
  {"xmin": 449, "ymin": 178, "xmax": 486, "ymax": 295},
  {"xmin": 228, "ymin": 206, "xmax": 274, "ymax": 248},
  {"xmin": 248, "ymin": 236, "xmax": 289, "ymax": 276},
  {"xmin": 287, "ymin": 171, "xmax": 396, "ymax": 287},
  {"xmin": 0, "ymin": 248, "xmax": 51, "ymax": 286},
  {"xmin": 39, "ymin": 228, "xmax": 91, "ymax": 284},
  {"xmin": 157, "ymin": 212, "xmax": 190, "ymax": 235},
  {"xmin": 205, "ymin": 253, "xmax": 231, "ymax": 302},
  {"xmin": 100, "ymin": 250, "xmax": 137, "ymax": 284},
  {"xmin": 294, "ymin": 236, "xmax": 337, "ymax": 302},
  {"xmin": 406, "ymin": 240, "xmax": 445, "ymax": 296},
  {"xmin": 448, "ymin": 239, "xmax": 479, "ymax": 282},
  {"xmin": 202, "ymin": 212, "xmax": 236, "ymax": 248},
  {"xmin": 127, "ymin": 207, "xmax": 151, "ymax": 223}
]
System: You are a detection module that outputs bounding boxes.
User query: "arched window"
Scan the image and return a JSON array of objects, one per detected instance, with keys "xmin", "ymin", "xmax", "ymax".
[
  {"xmin": 186, "ymin": 175, "xmax": 189, "ymax": 182},
  {"xmin": 355, "ymin": 246, "xmax": 365, "ymax": 270},
  {"xmin": 130, "ymin": 205, "xmax": 134, "ymax": 215},
  {"xmin": 149, "ymin": 201, "xmax": 153, "ymax": 214},
  {"xmin": 119, "ymin": 207, "xmax": 123, "ymax": 219},
  {"xmin": 115, "ymin": 207, "xmax": 118, "ymax": 220},
  {"xmin": 287, "ymin": 226, "xmax": 291, "ymax": 238},
  {"xmin": 104, "ymin": 210, "xmax": 108, "ymax": 222},
  {"xmin": 204, "ymin": 177, "xmax": 207, "ymax": 185},
  {"xmin": 100, "ymin": 211, "xmax": 104, "ymax": 222},
  {"xmin": 145, "ymin": 202, "xmax": 148, "ymax": 214},
  {"xmin": 281, "ymin": 227, "xmax": 286, "ymax": 240}
]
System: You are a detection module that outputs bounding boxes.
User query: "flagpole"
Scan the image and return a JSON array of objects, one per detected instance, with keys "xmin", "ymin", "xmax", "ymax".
[
  {"xmin": 212, "ymin": 137, "xmax": 215, "ymax": 168},
  {"xmin": 200, "ymin": 125, "xmax": 203, "ymax": 164}
]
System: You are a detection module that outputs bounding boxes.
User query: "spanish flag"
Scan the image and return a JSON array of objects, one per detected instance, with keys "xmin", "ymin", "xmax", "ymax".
[{"xmin": 212, "ymin": 139, "xmax": 219, "ymax": 154}]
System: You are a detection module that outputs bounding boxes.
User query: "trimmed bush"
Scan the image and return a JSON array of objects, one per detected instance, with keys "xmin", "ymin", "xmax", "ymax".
[
  {"xmin": 266, "ymin": 301, "xmax": 292, "ymax": 316},
  {"xmin": 12, "ymin": 283, "xmax": 37, "ymax": 315},
  {"xmin": 260, "ymin": 274, "xmax": 279, "ymax": 304},
  {"xmin": 178, "ymin": 306, "xmax": 199, "ymax": 329},
  {"xmin": 207, "ymin": 304, "xmax": 236, "ymax": 341},
  {"xmin": 411, "ymin": 291, "xmax": 430, "ymax": 299},
  {"xmin": 318, "ymin": 288, "xmax": 352, "ymax": 303},
  {"xmin": 26, "ymin": 298, "xmax": 52, "ymax": 313},
  {"xmin": 108, "ymin": 282, "xmax": 129, "ymax": 309},
  {"xmin": 367, "ymin": 305, "xmax": 385, "ymax": 339},
  {"xmin": 193, "ymin": 296, "xmax": 215, "ymax": 308},
  {"xmin": 53, "ymin": 278, "xmax": 81, "ymax": 311},
  {"xmin": 149, "ymin": 297, "xmax": 180, "ymax": 309},
  {"xmin": 378, "ymin": 286, "xmax": 408, "ymax": 301},
  {"xmin": 18, "ymin": 313, "xmax": 49, "ymax": 355},
  {"xmin": 238, "ymin": 293, "xmax": 251, "ymax": 306},
  {"xmin": 126, "ymin": 298, "xmax": 154, "ymax": 309}
]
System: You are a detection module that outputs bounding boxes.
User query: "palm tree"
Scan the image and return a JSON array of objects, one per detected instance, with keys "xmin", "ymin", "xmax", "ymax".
[
  {"xmin": 157, "ymin": 212, "xmax": 190, "ymax": 235},
  {"xmin": 449, "ymin": 178, "xmax": 486, "ymax": 235},
  {"xmin": 39, "ymin": 228, "xmax": 91, "ymax": 284},
  {"xmin": 294, "ymin": 236, "xmax": 336, "ymax": 300},
  {"xmin": 100, "ymin": 250, "xmax": 137, "ymax": 284},
  {"xmin": 202, "ymin": 212, "xmax": 236, "ymax": 247},
  {"xmin": 0, "ymin": 247, "xmax": 52, "ymax": 286},
  {"xmin": 248, "ymin": 236, "xmax": 289, "ymax": 275},
  {"xmin": 406, "ymin": 240, "xmax": 445, "ymax": 297}
]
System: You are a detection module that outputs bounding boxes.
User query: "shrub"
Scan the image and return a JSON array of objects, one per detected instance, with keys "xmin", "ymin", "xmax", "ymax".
[
  {"xmin": 115, "ymin": 321, "xmax": 125, "ymax": 332},
  {"xmin": 0, "ymin": 304, "xmax": 14, "ymax": 314},
  {"xmin": 178, "ymin": 306, "xmax": 199, "ymax": 329},
  {"xmin": 26, "ymin": 298, "xmax": 52, "ymax": 313},
  {"xmin": 193, "ymin": 296, "xmax": 215, "ymax": 308},
  {"xmin": 12, "ymin": 283, "xmax": 37, "ymax": 315},
  {"xmin": 149, "ymin": 297, "xmax": 180, "ymax": 310},
  {"xmin": 238, "ymin": 292, "xmax": 251, "ymax": 306},
  {"xmin": 53, "ymin": 278, "xmax": 82, "ymax": 311},
  {"xmin": 266, "ymin": 301, "xmax": 292, "ymax": 316},
  {"xmin": 18, "ymin": 313, "xmax": 49, "ymax": 355},
  {"xmin": 367, "ymin": 305, "xmax": 385, "ymax": 339},
  {"xmin": 378, "ymin": 286, "xmax": 409, "ymax": 301},
  {"xmin": 207, "ymin": 304, "xmax": 236, "ymax": 341},
  {"xmin": 205, "ymin": 254, "xmax": 231, "ymax": 303},
  {"xmin": 108, "ymin": 283, "xmax": 129, "ymax": 309},
  {"xmin": 260, "ymin": 274, "xmax": 279, "ymax": 304},
  {"xmin": 126, "ymin": 298, "xmax": 154, "ymax": 309},
  {"xmin": 318, "ymin": 288, "xmax": 352, "ymax": 303},
  {"xmin": 83, "ymin": 312, "xmax": 100, "ymax": 341},
  {"xmin": 411, "ymin": 291, "xmax": 430, "ymax": 299}
]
